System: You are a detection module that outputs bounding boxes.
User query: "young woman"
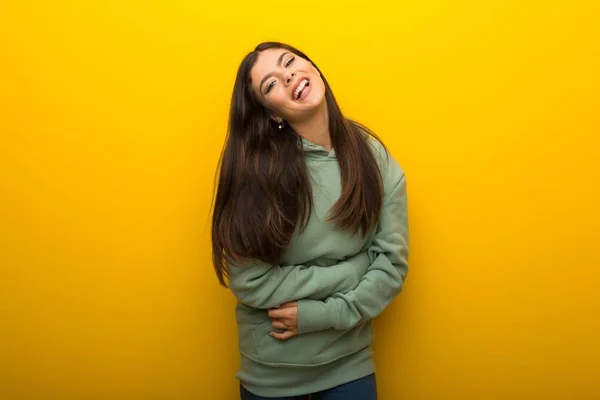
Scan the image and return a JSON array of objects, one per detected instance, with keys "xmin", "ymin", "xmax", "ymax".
[{"xmin": 211, "ymin": 42, "xmax": 409, "ymax": 400}]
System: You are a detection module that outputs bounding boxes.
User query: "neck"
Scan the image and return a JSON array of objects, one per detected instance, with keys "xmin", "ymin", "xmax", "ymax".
[{"xmin": 289, "ymin": 100, "xmax": 331, "ymax": 151}]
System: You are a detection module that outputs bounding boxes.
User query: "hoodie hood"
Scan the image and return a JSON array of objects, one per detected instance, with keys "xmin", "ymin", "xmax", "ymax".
[{"xmin": 300, "ymin": 136, "xmax": 336, "ymax": 160}]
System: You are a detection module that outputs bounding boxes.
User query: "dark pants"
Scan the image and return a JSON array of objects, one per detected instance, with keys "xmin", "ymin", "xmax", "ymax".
[{"xmin": 240, "ymin": 374, "xmax": 377, "ymax": 400}]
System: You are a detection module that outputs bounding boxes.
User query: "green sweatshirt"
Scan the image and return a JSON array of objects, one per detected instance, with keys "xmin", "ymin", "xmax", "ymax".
[{"xmin": 227, "ymin": 135, "xmax": 409, "ymax": 397}]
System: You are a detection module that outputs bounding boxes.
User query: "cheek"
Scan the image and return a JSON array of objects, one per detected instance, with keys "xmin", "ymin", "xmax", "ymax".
[
  {"xmin": 316, "ymin": 78, "xmax": 326, "ymax": 96},
  {"xmin": 269, "ymin": 90, "xmax": 290, "ymax": 109}
]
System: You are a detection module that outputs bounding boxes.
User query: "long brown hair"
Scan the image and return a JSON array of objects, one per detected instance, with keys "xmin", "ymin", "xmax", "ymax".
[{"xmin": 211, "ymin": 42, "xmax": 385, "ymax": 286}]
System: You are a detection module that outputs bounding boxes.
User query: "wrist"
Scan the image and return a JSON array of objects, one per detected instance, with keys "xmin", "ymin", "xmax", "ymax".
[{"xmin": 297, "ymin": 299, "xmax": 331, "ymax": 334}]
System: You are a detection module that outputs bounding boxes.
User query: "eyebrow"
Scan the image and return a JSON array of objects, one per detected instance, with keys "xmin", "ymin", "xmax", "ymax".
[{"xmin": 259, "ymin": 51, "xmax": 290, "ymax": 94}]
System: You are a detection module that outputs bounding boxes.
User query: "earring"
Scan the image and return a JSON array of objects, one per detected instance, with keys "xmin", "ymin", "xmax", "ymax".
[{"xmin": 278, "ymin": 121, "xmax": 284, "ymax": 129}]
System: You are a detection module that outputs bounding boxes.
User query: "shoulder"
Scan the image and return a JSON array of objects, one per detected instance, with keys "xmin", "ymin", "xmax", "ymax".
[
  {"xmin": 367, "ymin": 136, "xmax": 405, "ymax": 191},
  {"xmin": 350, "ymin": 120, "xmax": 406, "ymax": 193}
]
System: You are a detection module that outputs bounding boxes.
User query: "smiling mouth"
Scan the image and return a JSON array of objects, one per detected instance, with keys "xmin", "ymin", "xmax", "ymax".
[{"xmin": 293, "ymin": 79, "xmax": 310, "ymax": 100}]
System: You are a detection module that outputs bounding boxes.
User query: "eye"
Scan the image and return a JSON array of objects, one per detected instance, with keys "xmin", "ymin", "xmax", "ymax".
[
  {"xmin": 265, "ymin": 81, "xmax": 276, "ymax": 94},
  {"xmin": 286, "ymin": 57, "xmax": 295, "ymax": 67}
]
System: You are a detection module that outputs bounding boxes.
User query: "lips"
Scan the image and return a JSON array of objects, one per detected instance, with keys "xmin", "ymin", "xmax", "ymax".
[{"xmin": 292, "ymin": 78, "xmax": 310, "ymax": 100}]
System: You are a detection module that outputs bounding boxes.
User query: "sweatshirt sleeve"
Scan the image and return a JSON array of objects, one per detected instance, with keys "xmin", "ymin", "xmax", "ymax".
[
  {"xmin": 297, "ymin": 150, "xmax": 409, "ymax": 333},
  {"xmin": 227, "ymin": 250, "xmax": 370, "ymax": 310}
]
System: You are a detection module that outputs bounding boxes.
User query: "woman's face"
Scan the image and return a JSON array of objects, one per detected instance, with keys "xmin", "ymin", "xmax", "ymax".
[{"xmin": 249, "ymin": 48, "xmax": 326, "ymax": 124}]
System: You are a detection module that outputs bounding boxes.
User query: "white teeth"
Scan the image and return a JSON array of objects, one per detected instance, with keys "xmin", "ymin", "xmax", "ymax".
[{"xmin": 294, "ymin": 79, "xmax": 309, "ymax": 99}]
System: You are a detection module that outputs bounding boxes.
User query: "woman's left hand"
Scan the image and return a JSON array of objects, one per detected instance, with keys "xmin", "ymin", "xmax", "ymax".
[{"xmin": 267, "ymin": 301, "xmax": 298, "ymax": 340}]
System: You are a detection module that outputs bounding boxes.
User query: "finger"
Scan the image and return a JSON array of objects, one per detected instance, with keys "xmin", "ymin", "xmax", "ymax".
[
  {"xmin": 271, "ymin": 319, "xmax": 286, "ymax": 330},
  {"xmin": 278, "ymin": 301, "xmax": 298, "ymax": 309},
  {"xmin": 269, "ymin": 308, "xmax": 296, "ymax": 320},
  {"xmin": 269, "ymin": 330, "xmax": 297, "ymax": 340}
]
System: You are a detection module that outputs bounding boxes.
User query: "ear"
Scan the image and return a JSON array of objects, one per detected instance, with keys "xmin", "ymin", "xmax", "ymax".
[{"xmin": 270, "ymin": 114, "xmax": 283, "ymax": 123}]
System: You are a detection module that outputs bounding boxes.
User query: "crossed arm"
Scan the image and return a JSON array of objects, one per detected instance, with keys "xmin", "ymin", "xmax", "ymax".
[
  {"xmin": 226, "ymin": 250, "xmax": 371, "ymax": 310},
  {"xmin": 228, "ymin": 151, "xmax": 409, "ymax": 334}
]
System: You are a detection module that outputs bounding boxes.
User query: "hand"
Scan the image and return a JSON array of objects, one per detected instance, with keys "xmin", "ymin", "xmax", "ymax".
[{"xmin": 267, "ymin": 301, "xmax": 298, "ymax": 340}]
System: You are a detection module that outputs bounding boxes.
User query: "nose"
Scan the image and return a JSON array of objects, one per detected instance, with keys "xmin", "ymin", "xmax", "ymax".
[{"xmin": 284, "ymin": 71, "xmax": 296, "ymax": 85}]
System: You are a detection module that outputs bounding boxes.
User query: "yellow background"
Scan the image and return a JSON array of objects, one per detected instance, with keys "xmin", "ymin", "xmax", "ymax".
[{"xmin": 1, "ymin": 1, "xmax": 599, "ymax": 399}]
